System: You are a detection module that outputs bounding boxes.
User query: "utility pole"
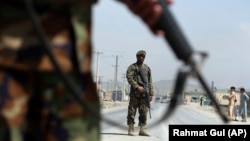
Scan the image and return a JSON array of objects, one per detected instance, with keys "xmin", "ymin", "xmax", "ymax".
[
  {"xmin": 98, "ymin": 76, "xmax": 103, "ymax": 100},
  {"xmin": 98, "ymin": 76, "xmax": 103, "ymax": 90},
  {"xmin": 113, "ymin": 55, "xmax": 118, "ymax": 101},
  {"xmin": 122, "ymin": 73, "xmax": 126, "ymax": 91},
  {"xmin": 122, "ymin": 73, "xmax": 126, "ymax": 101},
  {"xmin": 211, "ymin": 81, "xmax": 215, "ymax": 94},
  {"xmin": 94, "ymin": 51, "xmax": 103, "ymax": 90}
]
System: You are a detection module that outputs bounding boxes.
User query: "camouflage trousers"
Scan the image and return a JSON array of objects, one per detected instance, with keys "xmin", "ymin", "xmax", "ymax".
[{"xmin": 127, "ymin": 96, "xmax": 149, "ymax": 126}]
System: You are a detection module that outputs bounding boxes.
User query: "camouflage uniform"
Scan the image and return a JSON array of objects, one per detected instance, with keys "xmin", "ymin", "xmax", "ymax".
[
  {"xmin": 126, "ymin": 60, "xmax": 154, "ymax": 127},
  {"xmin": 0, "ymin": 0, "xmax": 100, "ymax": 141}
]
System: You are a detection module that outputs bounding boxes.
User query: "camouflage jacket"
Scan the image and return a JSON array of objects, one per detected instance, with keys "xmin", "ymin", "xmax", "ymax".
[{"xmin": 126, "ymin": 63, "xmax": 154, "ymax": 97}]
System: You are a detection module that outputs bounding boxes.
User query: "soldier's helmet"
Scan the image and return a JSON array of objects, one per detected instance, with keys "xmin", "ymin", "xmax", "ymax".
[{"xmin": 136, "ymin": 50, "xmax": 146, "ymax": 56}]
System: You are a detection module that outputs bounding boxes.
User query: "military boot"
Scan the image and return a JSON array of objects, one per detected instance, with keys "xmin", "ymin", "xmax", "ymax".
[
  {"xmin": 128, "ymin": 124, "xmax": 136, "ymax": 136},
  {"xmin": 139, "ymin": 125, "xmax": 150, "ymax": 136}
]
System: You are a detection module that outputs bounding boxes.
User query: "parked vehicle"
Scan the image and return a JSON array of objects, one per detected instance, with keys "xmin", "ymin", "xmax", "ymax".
[
  {"xmin": 155, "ymin": 97, "xmax": 162, "ymax": 103},
  {"xmin": 204, "ymin": 98, "xmax": 212, "ymax": 105},
  {"xmin": 190, "ymin": 96, "xmax": 199, "ymax": 103},
  {"xmin": 161, "ymin": 96, "xmax": 170, "ymax": 103}
]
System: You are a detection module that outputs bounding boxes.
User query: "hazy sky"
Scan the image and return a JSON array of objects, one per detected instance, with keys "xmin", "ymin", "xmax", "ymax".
[{"xmin": 91, "ymin": 0, "xmax": 250, "ymax": 89}]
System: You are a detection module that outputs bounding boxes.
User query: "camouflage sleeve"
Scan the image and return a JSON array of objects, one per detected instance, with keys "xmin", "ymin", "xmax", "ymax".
[
  {"xmin": 148, "ymin": 66, "xmax": 154, "ymax": 96},
  {"xmin": 126, "ymin": 64, "xmax": 139, "ymax": 90}
]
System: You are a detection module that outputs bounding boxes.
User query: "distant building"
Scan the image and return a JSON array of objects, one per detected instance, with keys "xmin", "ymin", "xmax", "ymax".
[
  {"xmin": 100, "ymin": 89, "xmax": 128, "ymax": 101},
  {"xmin": 112, "ymin": 90, "xmax": 122, "ymax": 101}
]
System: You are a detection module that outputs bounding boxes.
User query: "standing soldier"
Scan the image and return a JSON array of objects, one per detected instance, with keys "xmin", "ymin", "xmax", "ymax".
[{"xmin": 126, "ymin": 50, "xmax": 154, "ymax": 136}]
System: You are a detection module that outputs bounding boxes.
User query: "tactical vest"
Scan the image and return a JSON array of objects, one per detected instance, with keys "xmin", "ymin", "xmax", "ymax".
[
  {"xmin": 133, "ymin": 63, "xmax": 150, "ymax": 84},
  {"xmin": 131, "ymin": 63, "xmax": 151, "ymax": 97}
]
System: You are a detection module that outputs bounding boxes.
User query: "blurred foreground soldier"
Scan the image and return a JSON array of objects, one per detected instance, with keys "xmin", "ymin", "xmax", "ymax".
[
  {"xmin": 0, "ymin": 0, "xmax": 173, "ymax": 140},
  {"xmin": 0, "ymin": 1, "xmax": 101, "ymax": 141},
  {"xmin": 126, "ymin": 50, "xmax": 154, "ymax": 136}
]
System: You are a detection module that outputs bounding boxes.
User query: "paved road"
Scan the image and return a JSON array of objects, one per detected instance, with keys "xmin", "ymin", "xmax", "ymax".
[{"xmin": 100, "ymin": 102, "xmax": 249, "ymax": 141}]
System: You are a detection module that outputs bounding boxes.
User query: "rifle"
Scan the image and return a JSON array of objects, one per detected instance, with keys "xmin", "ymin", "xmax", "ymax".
[{"xmin": 137, "ymin": 68, "xmax": 152, "ymax": 119}]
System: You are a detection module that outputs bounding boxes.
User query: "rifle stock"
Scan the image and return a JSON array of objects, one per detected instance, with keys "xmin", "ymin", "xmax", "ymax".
[{"xmin": 138, "ymin": 69, "xmax": 152, "ymax": 119}]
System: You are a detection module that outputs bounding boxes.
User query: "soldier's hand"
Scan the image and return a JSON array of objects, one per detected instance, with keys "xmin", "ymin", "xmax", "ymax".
[
  {"xmin": 137, "ymin": 86, "xmax": 145, "ymax": 93},
  {"xmin": 123, "ymin": 0, "xmax": 174, "ymax": 36},
  {"xmin": 149, "ymin": 96, "xmax": 153, "ymax": 102}
]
